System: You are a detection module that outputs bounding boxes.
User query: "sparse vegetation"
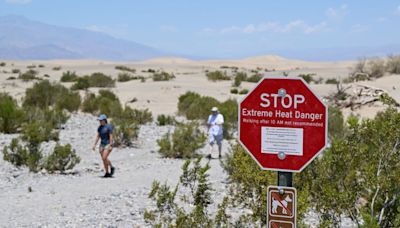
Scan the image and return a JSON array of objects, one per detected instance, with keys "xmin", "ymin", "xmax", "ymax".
[
  {"xmin": 60, "ymin": 71, "xmax": 79, "ymax": 82},
  {"xmin": 115, "ymin": 65, "xmax": 136, "ymax": 73},
  {"xmin": 206, "ymin": 70, "xmax": 230, "ymax": 81},
  {"xmin": 44, "ymin": 144, "xmax": 80, "ymax": 173},
  {"xmin": 239, "ymin": 89, "xmax": 248, "ymax": 94},
  {"xmin": 246, "ymin": 73, "xmax": 262, "ymax": 83},
  {"xmin": 18, "ymin": 69, "xmax": 39, "ymax": 81},
  {"xmin": 152, "ymin": 71, "xmax": 175, "ymax": 81},
  {"xmin": 6, "ymin": 76, "xmax": 16, "ymax": 80},
  {"xmin": 0, "ymin": 93, "xmax": 25, "ymax": 133},
  {"xmin": 299, "ymin": 73, "xmax": 315, "ymax": 83},
  {"xmin": 386, "ymin": 55, "xmax": 400, "ymax": 74},
  {"xmin": 38, "ymin": 64, "xmax": 45, "ymax": 68},
  {"xmin": 157, "ymin": 114, "xmax": 176, "ymax": 126},
  {"xmin": 233, "ymin": 72, "xmax": 247, "ymax": 87},
  {"xmin": 117, "ymin": 72, "xmax": 135, "ymax": 82},
  {"xmin": 52, "ymin": 66, "xmax": 62, "ymax": 71},
  {"xmin": 71, "ymin": 73, "xmax": 115, "ymax": 90},
  {"xmin": 157, "ymin": 122, "xmax": 206, "ymax": 158},
  {"xmin": 11, "ymin": 69, "xmax": 20, "ymax": 74},
  {"xmin": 0, "ymin": 62, "xmax": 6, "ymax": 67},
  {"xmin": 27, "ymin": 64, "xmax": 36, "ymax": 69},
  {"xmin": 325, "ymin": 78, "xmax": 339, "ymax": 84},
  {"xmin": 230, "ymin": 88, "xmax": 238, "ymax": 94}
]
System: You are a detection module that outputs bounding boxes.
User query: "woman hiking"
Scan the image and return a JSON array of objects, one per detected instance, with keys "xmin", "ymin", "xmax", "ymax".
[{"xmin": 92, "ymin": 114, "xmax": 115, "ymax": 178}]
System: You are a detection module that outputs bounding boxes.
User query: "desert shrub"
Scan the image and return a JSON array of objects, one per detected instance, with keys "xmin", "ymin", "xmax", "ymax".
[
  {"xmin": 157, "ymin": 114, "xmax": 176, "ymax": 126},
  {"xmin": 115, "ymin": 65, "xmax": 136, "ymax": 73},
  {"xmin": 325, "ymin": 78, "xmax": 339, "ymax": 84},
  {"xmin": 112, "ymin": 119, "xmax": 139, "ymax": 147},
  {"xmin": 0, "ymin": 62, "xmax": 6, "ymax": 67},
  {"xmin": 239, "ymin": 89, "xmax": 249, "ymax": 94},
  {"xmin": 18, "ymin": 69, "xmax": 39, "ymax": 81},
  {"xmin": 44, "ymin": 143, "xmax": 80, "ymax": 173},
  {"xmin": 71, "ymin": 76, "xmax": 90, "ymax": 90},
  {"xmin": 11, "ymin": 69, "xmax": 20, "ymax": 74},
  {"xmin": 386, "ymin": 55, "xmax": 400, "ymax": 74},
  {"xmin": 206, "ymin": 71, "xmax": 230, "ymax": 81},
  {"xmin": 117, "ymin": 72, "xmax": 134, "ymax": 82},
  {"xmin": 230, "ymin": 88, "xmax": 238, "ymax": 94},
  {"xmin": 21, "ymin": 120, "xmax": 59, "ymax": 145},
  {"xmin": 328, "ymin": 106, "xmax": 346, "ymax": 140},
  {"xmin": 52, "ymin": 66, "xmax": 62, "ymax": 71},
  {"xmin": 299, "ymin": 73, "xmax": 315, "ymax": 83},
  {"xmin": 38, "ymin": 64, "xmax": 45, "ymax": 68},
  {"xmin": 177, "ymin": 92, "xmax": 202, "ymax": 115},
  {"xmin": 304, "ymin": 108, "xmax": 400, "ymax": 227},
  {"xmin": 23, "ymin": 80, "xmax": 81, "ymax": 112},
  {"xmin": 218, "ymin": 99, "xmax": 238, "ymax": 138},
  {"xmin": 144, "ymin": 158, "xmax": 215, "ymax": 227},
  {"xmin": 246, "ymin": 73, "xmax": 262, "ymax": 83},
  {"xmin": 0, "ymin": 93, "xmax": 25, "ymax": 133},
  {"xmin": 27, "ymin": 64, "xmax": 36, "ymax": 69},
  {"xmin": 157, "ymin": 122, "xmax": 206, "ymax": 158},
  {"xmin": 6, "ymin": 76, "xmax": 16, "ymax": 80},
  {"xmin": 3, "ymin": 138, "xmax": 41, "ymax": 172},
  {"xmin": 60, "ymin": 71, "xmax": 79, "ymax": 82},
  {"xmin": 88, "ymin": 72, "xmax": 115, "ymax": 87},
  {"xmin": 352, "ymin": 58, "xmax": 367, "ymax": 75},
  {"xmin": 368, "ymin": 59, "xmax": 385, "ymax": 78},
  {"xmin": 119, "ymin": 106, "xmax": 153, "ymax": 124},
  {"xmin": 152, "ymin": 71, "xmax": 175, "ymax": 81},
  {"xmin": 233, "ymin": 72, "xmax": 247, "ymax": 87}
]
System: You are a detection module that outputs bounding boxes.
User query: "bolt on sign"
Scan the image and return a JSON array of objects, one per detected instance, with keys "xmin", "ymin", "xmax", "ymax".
[
  {"xmin": 238, "ymin": 76, "xmax": 328, "ymax": 172},
  {"xmin": 267, "ymin": 186, "xmax": 296, "ymax": 228}
]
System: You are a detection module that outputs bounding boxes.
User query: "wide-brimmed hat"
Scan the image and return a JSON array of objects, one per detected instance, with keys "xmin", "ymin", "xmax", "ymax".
[
  {"xmin": 211, "ymin": 107, "xmax": 218, "ymax": 112},
  {"xmin": 98, "ymin": 114, "xmax": 107, "ymax": 121}
]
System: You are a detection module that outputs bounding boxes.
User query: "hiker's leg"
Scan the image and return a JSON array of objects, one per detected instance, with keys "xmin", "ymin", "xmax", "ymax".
[
  {"xmin": 102, "ymin": 146, "xmax": 113, "ymax": 171},
  {"xmin": 217, "ymin": 135, "xmax": 223, "ymax": 157},
  {"xmin": 100, "ymin": 149, "xmax": 109, "ymax": 173}
]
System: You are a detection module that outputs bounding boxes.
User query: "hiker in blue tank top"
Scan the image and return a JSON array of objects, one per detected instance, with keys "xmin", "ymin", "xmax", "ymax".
[{"xmin": 92, "ymin": 114, "xmax": 115, "ymax": 178}]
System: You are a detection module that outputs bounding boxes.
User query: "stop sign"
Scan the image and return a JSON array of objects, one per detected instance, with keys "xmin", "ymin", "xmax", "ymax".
[{"xmin": 238, "ymin": 76, "xmax": 328, "ymax": 172}]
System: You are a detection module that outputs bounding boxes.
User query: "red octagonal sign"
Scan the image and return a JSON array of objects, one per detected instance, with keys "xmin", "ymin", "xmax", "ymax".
[{"xmin": 239, "ymin": 76, "xmax": 328, "ymax": 172}]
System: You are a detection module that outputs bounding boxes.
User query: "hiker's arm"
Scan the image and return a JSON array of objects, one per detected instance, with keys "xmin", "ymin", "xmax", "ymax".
[
  {"xmin": 109, "ymin": 133, "xmax": 113, "ymax": 148},
  {"xmin": 92, "ymin": 133, "xmax": 99, "ymax": 150}
]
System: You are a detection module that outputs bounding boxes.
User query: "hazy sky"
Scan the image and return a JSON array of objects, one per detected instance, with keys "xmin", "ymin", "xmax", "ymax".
[{"xmin": 1, "ymin": 0, "xmax": 400, "ymax": 59}]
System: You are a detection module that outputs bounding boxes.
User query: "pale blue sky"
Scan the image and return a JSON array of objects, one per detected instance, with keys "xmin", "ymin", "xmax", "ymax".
[{"xmin": 1, "ymin": 0, "xmax": 400, "ymax": 59}]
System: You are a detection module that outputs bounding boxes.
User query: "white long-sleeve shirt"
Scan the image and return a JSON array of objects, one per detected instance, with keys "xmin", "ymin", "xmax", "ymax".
[{"xmin": 207, "ymin": 113, "xmax": 224, "ymax": 136}]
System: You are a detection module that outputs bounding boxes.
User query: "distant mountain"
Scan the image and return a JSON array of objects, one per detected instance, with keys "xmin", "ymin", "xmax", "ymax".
[{"xmin": 0, "ymin": 15, "xmax": 166, "ymax": 60}]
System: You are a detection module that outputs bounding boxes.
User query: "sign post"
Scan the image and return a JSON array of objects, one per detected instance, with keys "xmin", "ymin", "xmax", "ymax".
[{"xmin": 238, "ymin": 76, "xmax": 328, "ymax": 227}]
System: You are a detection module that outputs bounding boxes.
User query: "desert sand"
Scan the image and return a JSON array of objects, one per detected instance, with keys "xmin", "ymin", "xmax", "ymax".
[{"xmin": 0, "ymin": 56, "xmax": 399, "ymax": 227}]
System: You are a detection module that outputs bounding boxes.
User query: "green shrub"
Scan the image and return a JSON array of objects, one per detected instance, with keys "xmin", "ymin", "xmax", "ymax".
[
  {"xmin": 23, "ymin": 80, "xmax": 81, "ymax": 112},
  {"xmin": 246, "ymin": 73, "xmax": 262, "ymax": 83},
  {"xmin": 178, "ymin": 92, "xmax": 201, "ymax": 115},
  {"xmin": 119, "ymin": 106, "xmax": 153, "ymax": 125},
  {"xmin": 386, "ymin": 55, "xmax": 400, "ymax": 74},
  {"xmin": 144, "ymin": 158, "xmax": 214, "ymax": 227},
  {"xmin": 38, "ymin": 64, "xmax": 45, "ymax": 68},
  {"xmin": 88, "ymin": 72, "xmax": 115, "ymax": 87},
  {"xmin": 152, "ymin": 71, "xmax": 175, "ymax": 81},
  {"xmin": 219, "ymin": 99, "xmax": 238, "ymax": 138},
  {"xmin": 60, "ymin": 71, "xmax": 79, "ymax": 82},
  {"xmin": 23, "ymin": 107, "xmax": 69, "ymax": 132},
  {"xmin": 157, "ymin": 122, "xmax": 206, "ymax": 158},
  {"xmin": 3, "ymin": 138, "xmax": 42, "ymax": 172},
  {"xmin": 206, "ymin": 71, "xmax": 230, "ymax": 81},
  {"xmin": 12, "ymin": 69, "xmax": 20, "ymax": 74},
  {"xmin": 325, "ymin": 78, "xmax": 339, "ymax": 84},
  {"xmin": 81, "ymin": 93, "xmax": 98, "ymax": 113},
  {"xmin": 44, "ymin": 143, "xmax": 80, "ymax": 173},
  {"xmin": 115, "ymin": 65, "xmax": 136, "ymax": 73},
  {"xmin": 52, "ymin": 66, "xmax": 62, "ymax": 71},
  {"xmin": 18, "ymin": 69, "xmax": 39, "ymax": 81},
  {"xmin": 117, "ymin": 72, "xmax": 134, "ymax": 82},
  {"xmin": 6, "ymin": 76, "xmax": 16, "ymax": 80},
  {"xmin": 0, "ymin": 62, "xmax": 6, "ymax": 67},
  {"xmin": 82, "ymin": 90, "xmax": 123, "ymax": 117},
  {"xmin": 239, "ymin": 89, "xmax": 249, "ymax": 94},
  {"xmin": 299, "ymin": 73, "xmax": 315, "ymax": 83},
  {"xmin": 27, "ymin": 64, "xmax": 36, "ymax": 69},
  {"xmin": 112, "ymin": 119, "xmax": 139, "ymax": 147},
  {"xmin": 233, "ymin": 72, "xmax": 247, "ymax": 87},
  {"xmin": 157, "ymin": 114, "xmax": 176, "ymax": 126},
  {"xmin": 71, "ymin": 76, "xmax": 90, "ymax": 90},
  {"xmin": 230, "ymin": 88, "xmax": 238, "ymax": 94},
  {"xmin": 0, "ymin": 93, "xmax": 25, "ymax": 133},
  {"xmin": 21, "ymin": 120, "xmax": 59, "ymax": 146}
]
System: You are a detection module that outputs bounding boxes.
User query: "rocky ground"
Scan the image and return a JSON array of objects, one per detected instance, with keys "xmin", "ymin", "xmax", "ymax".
[{"xmin": 0, "ymin": 113, "xmax": 357, "ymax": 227}]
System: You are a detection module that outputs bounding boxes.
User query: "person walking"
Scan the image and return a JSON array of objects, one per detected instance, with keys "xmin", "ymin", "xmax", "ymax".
[
  {"xmin": 207, "ymin": 107, "xmax": 224, "ymax": 159},
  {"xmin": 92, "ymin": 114, "xmax": 115, "ymax": 178}
]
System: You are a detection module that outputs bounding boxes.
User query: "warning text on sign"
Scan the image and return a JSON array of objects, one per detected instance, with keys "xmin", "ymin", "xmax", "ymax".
[{"xmin": 261, "ymin": 127, "xmax": 303, "ymax": 156}]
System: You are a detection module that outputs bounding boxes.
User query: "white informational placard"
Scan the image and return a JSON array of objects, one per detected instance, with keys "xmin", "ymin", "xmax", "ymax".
[{"xmin": 261, "ymin": 127, "xmax": 303, "ymax": 156}]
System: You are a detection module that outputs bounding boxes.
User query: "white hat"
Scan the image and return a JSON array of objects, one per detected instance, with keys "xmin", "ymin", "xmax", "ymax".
[{"xmin": 211, "ymin": 107, "xmax": 218, "ymax": 112}]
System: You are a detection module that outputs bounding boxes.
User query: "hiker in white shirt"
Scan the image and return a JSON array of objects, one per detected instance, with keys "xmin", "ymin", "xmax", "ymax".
[{"xmin": 207, "ymin": 107, "xmax": 224, "ymax": 159}]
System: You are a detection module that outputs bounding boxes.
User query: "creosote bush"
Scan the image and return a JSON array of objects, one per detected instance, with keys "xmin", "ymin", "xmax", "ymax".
[
  {"xmin": 386, "ymin": 55, "xmax": 400, "ymax": 74},
  {"xmin": 18, "ymin": 69, "xmax": 39, "ymax": 81},
  {"xmin": 152, "ymin": 71, "xmax": 175, "ymax": 81},
  {"xmin": 144, "ymin": 158, "xmax": 216, "ymax": 227},
  {"xmin": 157, "ymin": 114, "xmax": 176, "ymax": 126},
  {"xmin": 206, "ymin": 70, "xmax": 230, "ymax": 81},
  {"xmin": 246, "ymin": 73, "xmax": 262, "ymax": 83},
  {"xmin": 60, "ymin": 71, "xmax": 79, "ymax": 82},
  {"xmin": 233, "ymin": 72, "xmax": 247, "ymax": 87},
  {"xmin": 157, "ymin": 122, "xmax": 206, "ymax": 159},
  {"xmin": 115, "ymin": 65, "xmax": 136, "ymax": 73},
  {"xmin": 44, "ymin": 143, "xmax": 80, "ymax": 173},
  {"xmin": 299, "ymin": 73, "xmax": 315, "ymax": 83},
  {"xmin": 71, "ymin": 72, "xmax": 115, "ymax": 89},
  {"xmin": 0, "ymin": 93, "xmax": 25, "ymax": 133}
]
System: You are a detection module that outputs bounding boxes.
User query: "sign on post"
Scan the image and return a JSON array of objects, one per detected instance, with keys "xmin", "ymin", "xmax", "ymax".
[
  {"xmin": 267, "ymin": 186, "xmax": 296, "ymax": 228},
  {"xmin": 238, "ymin": 76, "xmax": 328, "ymax": 172}
]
